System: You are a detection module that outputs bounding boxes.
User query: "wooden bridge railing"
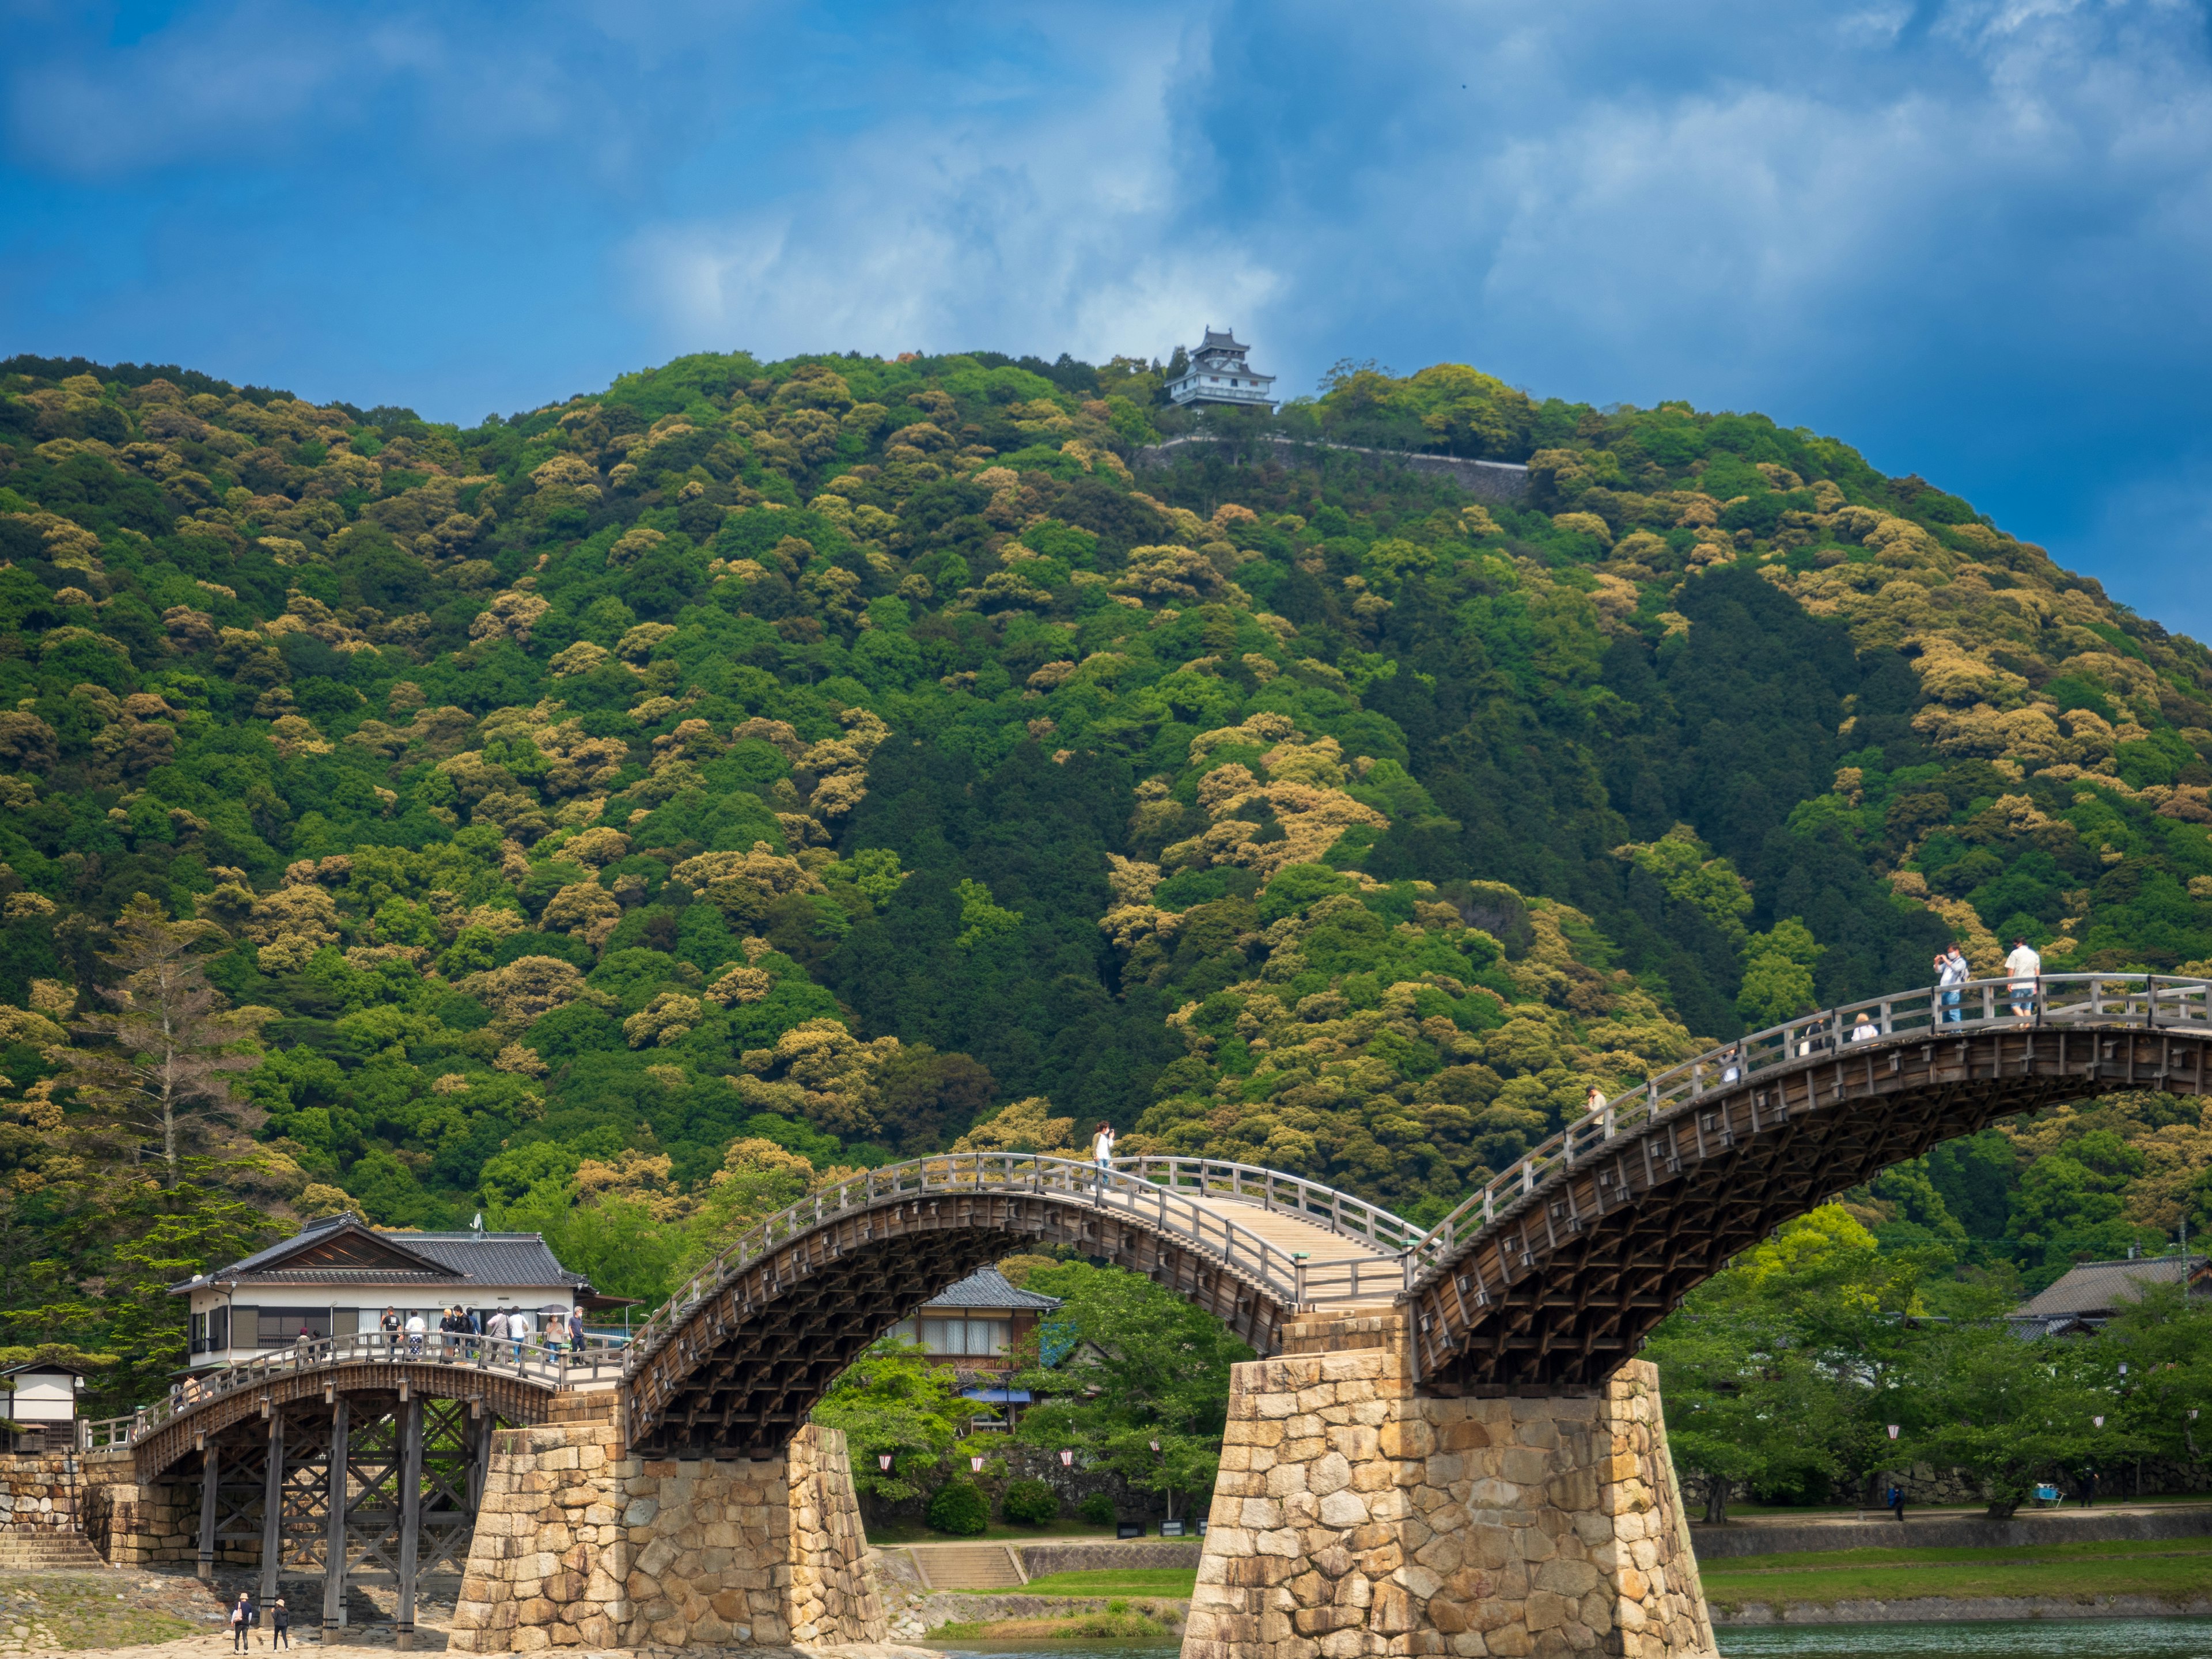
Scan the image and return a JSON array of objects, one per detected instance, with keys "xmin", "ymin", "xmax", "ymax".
[
  {"xmin": 1114, "ymin": 1154, "xmax": 1430, "ymax": 1257},
  {"xmin": 84, "ymin": 1329, "xmax": 621, "ymax": 1449},
  {"xmin": 1407, "ymin": 971, "xmax": 2212, "ymax": 1287},
  {"xmin": 620, "ymin": 1150, "xmax": 1406, "ymax": 1377}
]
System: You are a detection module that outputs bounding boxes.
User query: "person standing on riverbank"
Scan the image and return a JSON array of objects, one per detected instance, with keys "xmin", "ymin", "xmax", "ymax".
[{"xmin": 1887, "ymin": 1484, "xmax": 1906, "ymax": 1523}]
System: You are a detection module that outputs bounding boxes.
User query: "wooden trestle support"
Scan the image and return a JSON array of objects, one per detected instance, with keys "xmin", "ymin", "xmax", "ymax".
[{"xmin": 180, "ymin": 1387, "xmax": 509, "ymax": 1646}]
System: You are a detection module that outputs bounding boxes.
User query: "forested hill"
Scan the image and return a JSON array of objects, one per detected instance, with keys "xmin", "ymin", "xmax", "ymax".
[{"xmin": 4, "ymin": 346, "xmax": 2211, "ymax": 1325}]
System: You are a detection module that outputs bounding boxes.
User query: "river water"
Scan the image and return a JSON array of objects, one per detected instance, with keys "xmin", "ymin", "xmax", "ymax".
[
  {"xmin": 938, "ymin": 1623, "xmax": 2212, "ymax": 1659},
  {"xmin": 1718, "ymin": 1622, "xmax": 2212, "ymax": 1659}
]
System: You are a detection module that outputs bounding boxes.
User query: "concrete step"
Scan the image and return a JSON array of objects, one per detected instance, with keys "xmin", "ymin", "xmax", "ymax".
[
  {"xmin": 909, "ymin": 1543, "xmax": 1025, "ymax": 1589},
  {"xmin": 0, "ymin": 1532, "xmax": 108, "ymax": 1569}
]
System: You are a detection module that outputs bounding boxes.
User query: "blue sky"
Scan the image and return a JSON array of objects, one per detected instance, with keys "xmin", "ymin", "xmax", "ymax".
[{"xmin": 7, "ymin": 0, "xmax": 2212, "ymax": 634}]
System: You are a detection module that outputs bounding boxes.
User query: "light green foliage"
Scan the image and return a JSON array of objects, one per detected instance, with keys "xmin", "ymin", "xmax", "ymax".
[
  {"xmin": 811, "ymin": 1338, "xmax": 975, "ymax": 1508},
  {"xmin": 953, "ymin": 878, "xmax": 1023, "ymax": 949},
  {"xmin": 1014, "ymin": 1263, "xmax": 1251, "ymax": 1518},
  {"xmin": 2, "ymin": 342, "xmax": 2210, "ymax": 1391},
  {"xmin": 1615, "ymin": 826, "xmax": 1751, "ymax": 948},
  {"xmin": 1735, "ymin": 918, "xmax": 1823, "ymax": 1028},
  {"xmin": 1646, "ymin": 1205, "xmax": 1926, "ymax": 1519}
]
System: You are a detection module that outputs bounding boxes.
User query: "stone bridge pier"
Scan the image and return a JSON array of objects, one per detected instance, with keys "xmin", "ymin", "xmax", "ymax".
[
  {"xmin": 447, "ymin": 1393, "xmax": 883, "ymax": 1652},
  {"xmin": 1186, "ymin": 1313, "xmax": 1714, "ymax": 1659}
]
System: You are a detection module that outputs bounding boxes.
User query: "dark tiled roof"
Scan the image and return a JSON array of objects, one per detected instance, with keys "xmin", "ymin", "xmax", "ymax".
[
  {"xmin": 385, "ymin": 1233, "xmax": 584, "ymax": 1287},
  {"xmin": 213, "ymin": 1213, "xmax": 450, "ymax": 1280},
  {"xmin": 2013, "ymin": 1255, "xmax": 2205, "ymax": 1319},
  {"xmin": 190, "ymin": 1214, "xmax": 585, "ymax": 1293},
  {"xmin": 921, "ymin": 1267, "xmax": 1060, "ymax": 1311}
]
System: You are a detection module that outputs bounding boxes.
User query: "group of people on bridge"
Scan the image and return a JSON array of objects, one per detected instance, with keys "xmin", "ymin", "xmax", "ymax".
[
  {"xmin": 372, "ymin": 1305, "xmax": 585, "ymax": 1363},
  {"xmin": 1570, "ymin": 939, "xmax": 2053, "ymax": 1114}
]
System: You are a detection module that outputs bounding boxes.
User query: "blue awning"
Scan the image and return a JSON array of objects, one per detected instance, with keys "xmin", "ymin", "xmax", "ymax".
[{"xmin": 963, "ymin": 1388, "xmax": 1032, "ymax": 1403}]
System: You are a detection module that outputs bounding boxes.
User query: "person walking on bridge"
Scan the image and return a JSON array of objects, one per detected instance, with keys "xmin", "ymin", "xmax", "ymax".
[
  {"xmin": 1092, "ymin": 1120, "xmax": 1115, "ymax": 1194},
  {"xmin": 2007, "ymin": 935, "xmax": 2042, "ymax": 1019},
  {"xmin": 1937, "ymin": 944, "xmax": 1968, "ymax": 1024}
]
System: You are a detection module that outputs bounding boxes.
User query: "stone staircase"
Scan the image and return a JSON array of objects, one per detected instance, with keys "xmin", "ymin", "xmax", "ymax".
[
  {"xmin": 0, "ymin": 1531, "xmax": 109, "ymax": 1570},
  {"xmin": 907, "ymin": 1542, "xmax": 1025, "ymax": 1589}
]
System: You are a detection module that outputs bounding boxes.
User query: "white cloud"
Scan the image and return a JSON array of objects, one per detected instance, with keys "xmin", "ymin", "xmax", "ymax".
[{"xmin": 619, "ymin": 11, "xmax": 1276, "ymax": 365}]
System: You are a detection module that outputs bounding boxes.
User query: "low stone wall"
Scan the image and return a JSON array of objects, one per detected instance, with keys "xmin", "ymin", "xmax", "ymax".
[
  {"xmin": 66, "ymin": 1450, "xmax": 187, "ymax": 1567},
  {"xmin": 1132, "ymin": 436, "xmax": 1533, "ymax": 505},
  {"xmin": 1186, "ymin": 1312, "xmax": 1715, "ymax": 1659},
  {"xmin": 868, "ymin": 1438, "xmax": 1173, "ymax": 1529},
  {"xmin": 1019, "ymin": 1540, "xmax": 1202, "ymax": 1575},
  {"xmin": 1691, "ymin": 1505, "xmax": 2212, "ymax": 1558},
  {"xmin": 448, "ymin": 1395, "xmax": 883, "ymax": 1653},
  {"xmin": 1716, "ymin": 1593, "xmax": 2212, "ymax": 1626},
  {"xmin": 0, "ymin": 1452, "xmax": 92, "ymax": 1533}
]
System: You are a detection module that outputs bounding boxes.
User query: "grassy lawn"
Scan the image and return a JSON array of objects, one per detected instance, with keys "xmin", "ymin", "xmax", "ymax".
[
  {"xmin": 960, "ymin": 1569, "xmax": 1199, "ymax": 1597},
  {"xmin": 1722, "ymin": 1493, "xmax": 2212, "ymax": 1518},
  {"xmin": 1703, "ymin": 1536, "xmax": 2212, "ymax": 1612},
  {"xmin": 0, "ymin": 1574, "xmax": 207, "ymax": 1649},
  {"xmin": 930, "ymin": 1600, "xmax": 1186, "ymax": 1643},
  {"xmin": 866, "ymin": 1519, "xmax": 1122, "ymax": 1545}
]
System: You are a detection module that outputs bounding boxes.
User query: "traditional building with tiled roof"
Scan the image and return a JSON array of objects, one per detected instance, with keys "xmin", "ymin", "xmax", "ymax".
[
  {"xmin": 2010, "ymin": 1252, "xmax": 2210, "ymax": 1336},
  {"xmin": 884, "ymin": 1267, "xmax": 1064, "ymax": 1426},
  {"xmin": 1166, "ymin": 327, "xmax": 1278, "ymax": 412},
  {"xmin": 173, "ymin": 1212, "xmax": 609, "ymax": 1370}
]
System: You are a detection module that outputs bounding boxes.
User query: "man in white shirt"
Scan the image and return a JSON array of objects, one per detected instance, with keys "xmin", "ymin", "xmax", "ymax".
[
  {"xmin": 1091, "ymin": 1121, "xmax": 1115, "ymax": 1194},
  {"xmin": 404, "ymin": 1310, "xmax": 427, "ymax": 1359},
  {"xmin": 2005, "ymin": 936, "xmax": 2041, "ymax": 1019}
]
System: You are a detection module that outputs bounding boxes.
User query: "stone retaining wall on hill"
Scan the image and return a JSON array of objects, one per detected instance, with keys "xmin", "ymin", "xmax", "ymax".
[
  {"xmin": 1018, "ymin": 1540, "xmax": 1202, "ymax": 1575},
  {"xmin": 1690, "ymin": 1505, "xmax": 2212, "ymax": 1558},
  {"xmin": 1132, "ymin": 435, "xmax": 1533, "ymax": 504}
]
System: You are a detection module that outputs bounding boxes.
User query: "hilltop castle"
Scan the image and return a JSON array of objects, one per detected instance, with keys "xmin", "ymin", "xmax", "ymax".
[{"xmin": 1166, "ymin": 326, "xmax": 1277, "ymax": 411}]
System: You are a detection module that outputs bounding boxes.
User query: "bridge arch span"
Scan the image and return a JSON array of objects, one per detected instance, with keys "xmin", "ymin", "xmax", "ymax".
[
  {"xmin": 1408, "ymin": 972, "xmax": 2212, "ymax": 1391},
  {"xmin": 619, "ymin": 1154, "xmax": 1415, "ymax": 1460},
  {"xmin": 131, "ymin": 1353, "xmax": 564, "ymax": 1481}
]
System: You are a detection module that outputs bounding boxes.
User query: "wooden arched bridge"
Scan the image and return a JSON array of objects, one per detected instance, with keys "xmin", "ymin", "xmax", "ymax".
[{"xmin": 78, "ymin": 971, "xmax": 2210, "ymax": 1639}]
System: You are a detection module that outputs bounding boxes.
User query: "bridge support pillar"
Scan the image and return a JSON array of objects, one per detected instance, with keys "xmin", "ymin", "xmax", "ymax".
[
  {"xmin": 1185, "ymin": 1313, "xmax": 1714, "ymax": 1659},
  {"xmin": 448, "ymin": 1395, "xmax": 883, "ymax": 1652}
]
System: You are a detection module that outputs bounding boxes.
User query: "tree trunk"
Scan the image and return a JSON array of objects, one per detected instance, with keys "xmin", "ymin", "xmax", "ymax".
[
  {"xmin": 1985, "ymin": 1498, "xmax": 2019, "ymax": 1519},
  {"xmin": 1702, "ymin": 1478, "xmax": 1729, "ymax": 1525}
]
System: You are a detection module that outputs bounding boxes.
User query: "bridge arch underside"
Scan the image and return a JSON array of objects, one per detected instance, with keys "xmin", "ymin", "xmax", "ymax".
[
  {"xmin": 624, "ymin": 1191, "xmax": 1294, "ymax": 1460},
  {"xmin": 137, "ymin": 1365, "xmax": 555, "ymax": 1482},
  {"xmin": 1412, "ymin": 1021, "xmax": 2210, "ymax": 1392}
]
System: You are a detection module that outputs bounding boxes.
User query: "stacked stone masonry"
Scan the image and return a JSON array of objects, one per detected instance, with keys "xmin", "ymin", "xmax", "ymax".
[
  {"xmin": 1187, "ymin": 1314, "xmax": 1714, "ymax": 1659},
  {"xmin": 0, "ymin": 1452, "xmax": 93, "ymax": 1533},
  {"xmin": 447, "ymin": 1394, "xmax": 883, "ymax": 1654}
]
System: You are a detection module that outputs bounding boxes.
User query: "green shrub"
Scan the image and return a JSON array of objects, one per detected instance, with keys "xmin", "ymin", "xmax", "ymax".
[
  {"xmin": 1003, "ymin": 1478, "xmax": 1059, "ymax": 1525},
  {"xmin": 927, "ymin": 1479, "xmax": 990, "ymax": 1536},
  {"xmin": 1078, "ymin": 1491, "xmax": 1116, "ymax": 1527}
]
